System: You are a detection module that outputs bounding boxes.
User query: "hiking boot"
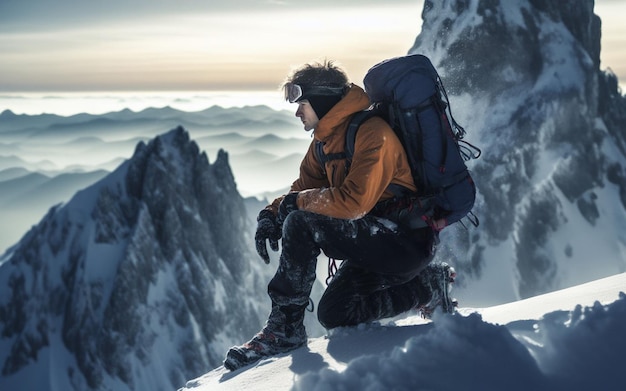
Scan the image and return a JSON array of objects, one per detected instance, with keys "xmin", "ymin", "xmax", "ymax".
[
  {"xmin": 417, "ymin": 262, "xmax": 458, "ymax": 318},
  {"xmin": 223, "ymin": 317, "xmax": 307, "ymax": 371}
]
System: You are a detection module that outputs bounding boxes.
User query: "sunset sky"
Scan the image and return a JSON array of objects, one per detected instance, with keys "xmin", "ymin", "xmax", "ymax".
[{"xmin": 0, "ymin": 0, "xmax": 624, "ymax": 92}]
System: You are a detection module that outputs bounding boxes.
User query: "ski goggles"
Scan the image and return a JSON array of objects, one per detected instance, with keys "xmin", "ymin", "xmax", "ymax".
[{"xmin": 284, "ymin": 83, "xmax": 345, "ymax": 103}]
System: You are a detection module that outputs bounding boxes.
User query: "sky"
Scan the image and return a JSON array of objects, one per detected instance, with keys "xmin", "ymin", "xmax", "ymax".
[
  {"xmin": 182, "ymin": 272, "xmax": 626, "ymax": 391},
  {"xmin": 0, "ymin": 0, "xmax": 624, "ymax": 92},
  {"xmin": 0, "ymin": 0, "xmax": 422, "ymax": 92}
]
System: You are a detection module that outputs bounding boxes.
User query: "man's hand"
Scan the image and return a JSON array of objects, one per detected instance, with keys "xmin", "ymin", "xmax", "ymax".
[
  {"xmin": 277, "ymin": 192, "xmax": 299, "ymax": 224},
  {"xmin": 255, "ymin": 209, "xmax": 282, "ymax": 264}
]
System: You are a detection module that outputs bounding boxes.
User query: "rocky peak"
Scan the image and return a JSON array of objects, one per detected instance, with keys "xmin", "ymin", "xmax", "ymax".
[
  {"xmin": 0, "ymin": 127, "xmax": 267, "ymax": 390},
  {"xmin": 411, "ymin": 0, "xmax": 626, "ymax": 299},
  {"xmin": 528, "ymin": 0, "xmax": 600, "ymax": 66}
]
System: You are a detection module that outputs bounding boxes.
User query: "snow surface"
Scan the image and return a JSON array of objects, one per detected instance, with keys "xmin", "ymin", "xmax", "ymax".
[{"xmin": 181, "ymin": 273, "xmax": 626, "ymax": 391}]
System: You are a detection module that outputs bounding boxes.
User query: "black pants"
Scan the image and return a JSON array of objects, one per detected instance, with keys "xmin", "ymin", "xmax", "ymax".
[{"xmin": 267, "ymin": 210, "xmax": 436, "ymax": 330}]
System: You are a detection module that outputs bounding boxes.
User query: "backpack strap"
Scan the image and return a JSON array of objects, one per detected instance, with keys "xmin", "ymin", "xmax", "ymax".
[
  {"xmin": 396, "ymin": 94, "xmax": 450, "ymax": 193},
  {"xmin": 315, "ymin": 142, "xmax": 345, "ymax": 175},
  {"xmin": 316, "ymin": 110, "xmax": 414, "ymax": 197},
  {"xmin": 344, "ymin": 110, "xmax": 376, "ymax": 161},
  {"xmin": 315, "ymin": 110, "xmax": 376, "ymax": 174},
  {"xmin": 346, "ymin": 110, "xmax": 414, "ymax": 198}
]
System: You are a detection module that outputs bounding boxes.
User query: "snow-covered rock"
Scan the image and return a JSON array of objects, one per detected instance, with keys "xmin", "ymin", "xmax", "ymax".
[
  {"xmin": 410, "ymin": 0, "xmax": 626, "ymax": 303},
  {"xmin": 0, "ymin": 127, "xmax": 271, "ymax": 390}
]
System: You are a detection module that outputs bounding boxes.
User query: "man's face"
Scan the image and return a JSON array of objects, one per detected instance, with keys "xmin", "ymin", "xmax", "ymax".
[{"xmin": 295, "ymin": 100, "xmax": 319, "ymax": 131}]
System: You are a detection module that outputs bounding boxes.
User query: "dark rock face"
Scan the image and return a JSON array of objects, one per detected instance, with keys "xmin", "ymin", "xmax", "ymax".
[{"xmin": 411, "ymin": 0, "xmax": 626, "ymax": 298}]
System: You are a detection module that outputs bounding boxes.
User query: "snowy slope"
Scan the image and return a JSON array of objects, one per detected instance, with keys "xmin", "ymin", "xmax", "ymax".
[{"xmin": 181, "ymin": 273, "xmax": 626, "ymax": 391}]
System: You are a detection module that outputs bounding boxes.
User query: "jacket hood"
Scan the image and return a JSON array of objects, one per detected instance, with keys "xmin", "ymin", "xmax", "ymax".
[{"xmin": 313, "ymin": 84, "xmax": 371, "ymax": 142}]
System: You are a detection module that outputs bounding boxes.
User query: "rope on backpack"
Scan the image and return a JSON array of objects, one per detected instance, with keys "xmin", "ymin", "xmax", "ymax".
[
  {"xmin": 458, "ymin": 211, "xmax": 480, "ymax": 230},
  {"xmin": 326, "ymin": 257, "xmax": 338, "ymax": 286},
  {"xmin": 304, "ymin": 258, "xmax": 340, "ymax": 313},
  {"xmin": 466, "ymin": 211, "xmax": 480, "ymax": 227},
  {"xmin": 437, "ymin": 74, "xmax": 482, "ymax": 161},
  {"xmin": 458, "ymin": 139, "xmax": 482, "ymax": 161}
]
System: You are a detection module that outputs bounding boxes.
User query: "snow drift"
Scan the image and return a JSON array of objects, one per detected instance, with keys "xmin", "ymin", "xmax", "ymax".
[{"xmin": 182, "ymin": 273, "xmax": 626, "ymax": 391}]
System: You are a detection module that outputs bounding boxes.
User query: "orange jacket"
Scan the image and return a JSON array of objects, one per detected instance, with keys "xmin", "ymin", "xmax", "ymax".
[{"xmin": 268, "ymin": 84, "xmax": 416, "ymax": 219}]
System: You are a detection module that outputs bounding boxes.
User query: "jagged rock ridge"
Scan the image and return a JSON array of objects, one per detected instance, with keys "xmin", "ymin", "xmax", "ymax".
[{"xmin": 0, "ymin": 127, "xmax": 269, "ymax": 390}]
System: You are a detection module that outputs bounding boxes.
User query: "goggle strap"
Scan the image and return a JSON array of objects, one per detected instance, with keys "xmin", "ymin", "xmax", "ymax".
[{"xmin": 286, "ymin": 84, "xmax": 345, "ymax": 103}]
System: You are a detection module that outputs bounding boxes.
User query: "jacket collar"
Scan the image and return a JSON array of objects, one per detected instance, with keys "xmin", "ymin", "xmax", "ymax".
[{"xmin": 313, "ymin": 84, "xmax": 371, "ymax": 142}]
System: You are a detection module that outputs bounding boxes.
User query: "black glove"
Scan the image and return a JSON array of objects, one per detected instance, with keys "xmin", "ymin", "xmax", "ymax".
[
  {"xmin": 277, "ymin": 192, "xmax": 299, "ymax": 225},
  {"xmin": 255, "ymin": 209, "xmax": 282, "ymax": 264}
]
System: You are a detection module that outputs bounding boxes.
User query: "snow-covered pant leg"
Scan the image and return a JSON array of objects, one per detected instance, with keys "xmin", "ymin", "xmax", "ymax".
[
  {"xmin": 268, "ymin": 210, "xmax": 435, "ymax": 329},
  {"xmin": 267, "ymin": 211, "xmax": 322, "ymax": 311},
  {"xmin": 317, "ymin": 262, "xmax": 431, "ymax": 329},
  {"xmin": 264, "ymin": 210, "xmax": 323, "ymax": 338}
]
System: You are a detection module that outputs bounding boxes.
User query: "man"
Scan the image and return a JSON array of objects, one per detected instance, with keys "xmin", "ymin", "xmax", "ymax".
[{"xmin": 224, "ymin": 60, "xmax": 455, "ymax": 371}]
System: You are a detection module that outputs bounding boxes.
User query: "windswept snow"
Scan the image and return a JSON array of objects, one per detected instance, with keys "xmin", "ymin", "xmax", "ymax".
[{"xmin": 181, "ymin": 273, "xmax": 626, "ymax": 391}]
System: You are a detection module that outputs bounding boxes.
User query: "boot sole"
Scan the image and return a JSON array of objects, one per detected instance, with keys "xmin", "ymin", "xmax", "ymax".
[{"xmin": 224, "ymin": 340, "xmax": 306, "ymax": 371}]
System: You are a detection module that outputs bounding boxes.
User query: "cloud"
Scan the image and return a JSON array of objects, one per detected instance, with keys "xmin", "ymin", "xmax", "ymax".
[
  {"xmin": 0, "ymin": 0, "xmax": 416, "ymax": 30},
  {"xmin": 0, "ymin": 3, "xmax": 422, "ymax": 91}
]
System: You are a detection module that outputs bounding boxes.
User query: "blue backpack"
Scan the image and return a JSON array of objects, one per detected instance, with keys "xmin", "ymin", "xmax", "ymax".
[{"xmin": 316, "ymin": 54, "xmax": 481, "ymax": 230}]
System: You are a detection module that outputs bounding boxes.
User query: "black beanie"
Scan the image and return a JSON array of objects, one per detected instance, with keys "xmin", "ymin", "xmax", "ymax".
[{"xmin": 307, "ymin": 94, "xmax": 343, "ymax": 119}]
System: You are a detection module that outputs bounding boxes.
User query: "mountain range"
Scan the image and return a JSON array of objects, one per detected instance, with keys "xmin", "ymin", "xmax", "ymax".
[{"xmin": 0, "ymin": 105, "xmax": 308, "ymax": 253}]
